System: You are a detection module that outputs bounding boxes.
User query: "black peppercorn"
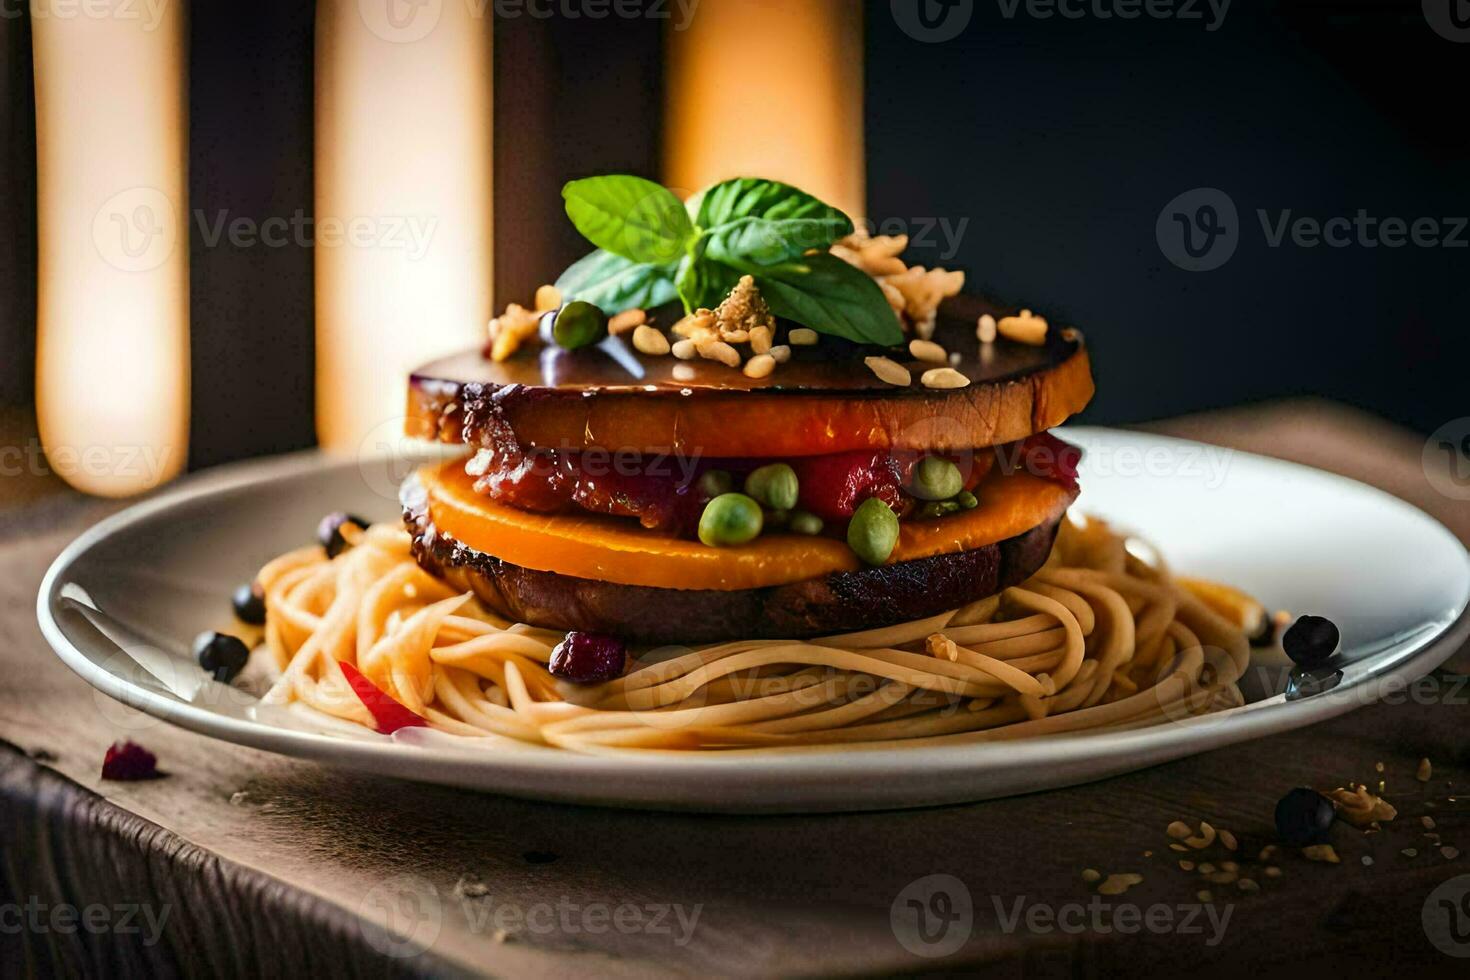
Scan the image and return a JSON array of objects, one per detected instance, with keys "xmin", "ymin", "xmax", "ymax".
[{"xmin": 1282, "ymin": 615, "xmax": 1339, "ymax": 667}]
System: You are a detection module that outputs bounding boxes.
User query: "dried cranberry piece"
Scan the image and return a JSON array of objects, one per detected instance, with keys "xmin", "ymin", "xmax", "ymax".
[
  {"xmin": 549, "ymin": 632, "xmax": 627, "ymax": 684},
  {"xmin": 101, "ymin": 740, "xmax": 163, "ymax": 781}
]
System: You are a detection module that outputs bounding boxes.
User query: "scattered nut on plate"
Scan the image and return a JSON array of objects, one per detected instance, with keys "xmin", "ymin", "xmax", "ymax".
[
  {"xmin": 920, "ymin": 367, "xmax": 970, "ymax": 390},
  {"xmin": 864, "ymin": 356, "xmax": 911, "ymax": 387}
]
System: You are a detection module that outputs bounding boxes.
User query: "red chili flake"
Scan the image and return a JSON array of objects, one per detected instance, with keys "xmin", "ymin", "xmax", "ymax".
[
  {"xmin": 338, "ymin": 661, "xmax": 428, "ymax": 734},
  {"xmin": 101, "ymin": 740, "xmax": 164, "ymax": 781}
]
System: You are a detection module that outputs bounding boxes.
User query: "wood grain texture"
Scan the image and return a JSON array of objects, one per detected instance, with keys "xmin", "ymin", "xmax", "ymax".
[{"xmin": 2, "ymin": 402, "xmax": 1468, "ymax": 976}]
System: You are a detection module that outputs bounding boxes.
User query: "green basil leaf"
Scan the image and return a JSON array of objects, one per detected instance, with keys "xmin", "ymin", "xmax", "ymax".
[
  {"xmin": 554, "ymin": 249, "xmax": 678, "ymax": 312},
  {"xmin": 675, "ymin": 252, "xmax": 739, "ymax": 314},
  {"xmin": 562, "ymin": 176, "xmax": 695, "ymax": 266},
  {"xmin": 736, "ymin": 253, "xmax": 903, "ymax": 346},
  {"xmin": 695, "ymin": 178, "xmax": 854, "ymax": 267}
]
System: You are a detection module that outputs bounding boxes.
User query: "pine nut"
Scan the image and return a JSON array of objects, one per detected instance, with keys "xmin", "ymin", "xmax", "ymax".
[
  {"xmin": 696, "ymin": 338, "xmax": 741, "ymax": 367},
  {"xmin": 671, "ymin": 339, "xmax": 698, "ymax": 360},
  {"xmin": 749, "ymin": 325, "xmax": 773, "ymax": 355},
  {"xmin": 632, "ymin": 325, "xmax": 670, "ymax": 356},
  {"xmin": 743, "ymin": 354, "xmax": 776, "ymax": 379},
  {"xmin": 864, "ymin": 356, "xmax": 911, "ymax": 387},
  {"xmin": 608, "ymin": 308, "xmax": 647, "ymax": 336},
  {"xmin": 909, "ymin": 339, "xmax": 947, "ymax": 364},
  {"xmin": 977, "ymin": 313, "xmax": 997, "ymax": 343},
  {"xmin": 768, "ymin": 345, "xmax": 791, "ymax": 364},
  {"xmin": 534, "ymin": 284, "xmax": 562, "ymax": 312},
  {"xmin": 998, "ymin": 313, "xmax": 1048, "ymax": 346},
  {"xmin": 920, "ymin": 367, "xmax": 970, "ymax": 389},
  {"xmin": 788, "ymin": 328, "xmax": 819, "ymax": 346}
]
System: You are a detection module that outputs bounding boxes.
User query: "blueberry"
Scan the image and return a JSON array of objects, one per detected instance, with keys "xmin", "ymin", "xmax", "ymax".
[
  {"xmin": 231, "ymin": 582, "xmax": 266, "ymax": 625},
  {"xmin": 548, "ymin": 632, "xmax": 627, "ymax": 684},
  {"xmin": 1275, "ymin": 787, "xmax": 1336, "ymax": 847},
  {"xmin": 317, "ymin": 512, "xmax": 369, "ymax": 558},
  {"xmin": 193, "ymin": 631, "xmax": 251, "ymax": 683},
  {"xmin": 1282, "ymin": 615, "xmax": 1339, "ymax": 667}
]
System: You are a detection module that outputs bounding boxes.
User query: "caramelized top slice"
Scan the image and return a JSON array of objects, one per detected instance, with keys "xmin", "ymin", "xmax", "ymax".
[{"xmin": 406, "ymin": 295, "xmax": 1094, "ymax": 457}]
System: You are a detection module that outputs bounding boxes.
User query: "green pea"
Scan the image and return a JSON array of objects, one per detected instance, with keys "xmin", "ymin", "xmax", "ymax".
[
  {"xmin": 911, "ymin": 456, "xmax": 965, "ymax": 501},
  {"xmin": 698, "ymin": 469, "xmax": 734, "ymax": 498},
  {"xmin": 956, "ymin": 491, "xmax": 978, "ymax": 510},
  {"xmin": 698, "ymin": 493, "xmax": 764, "ymax": 547},
  {"xmin": 552, "ymin": 301, "xmax": 608, "ymax": 350},
  {"xmin": 789, "ymin": 511, "xmax": 824, "ymax": 536},
  {"xmin": 744, "ymin": 463, "xmax": 799, "ymax": 511},
  {"xmin": 847, "ymin": 497, "xmax": 899, "ymax": 566}
]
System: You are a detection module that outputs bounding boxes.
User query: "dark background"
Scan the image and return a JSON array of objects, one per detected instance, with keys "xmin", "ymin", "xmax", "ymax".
[{"xmin": 2, "ymin": 1, "xmax": 1464, "ymax": 470}]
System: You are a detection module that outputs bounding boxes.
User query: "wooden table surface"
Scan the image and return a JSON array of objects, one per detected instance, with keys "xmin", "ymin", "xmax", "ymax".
[{"xmin": 2, "ymin": 400, "xmax": 1469, "ymax": 977}]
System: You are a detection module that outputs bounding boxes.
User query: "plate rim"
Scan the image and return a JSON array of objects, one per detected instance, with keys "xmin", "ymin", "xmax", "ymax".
[{"xmin": 35, "ymin": 428, "xmax": 1470, "ymax": 812}]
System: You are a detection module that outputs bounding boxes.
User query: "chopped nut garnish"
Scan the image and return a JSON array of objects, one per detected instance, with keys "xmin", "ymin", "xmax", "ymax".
[
  {"xmin": 920, "ymin": 367, "xmax": 970, "ymax": 390},
  {"xmin": 534, "ymin": 284, "xmax": 562, "ymax": 311},
  {"xmin": 489, "ymin": 303, "xmax": 544, "ymax": 362},
  {"xmin": 909, "ymin": 339, "xmax": 948, "ymax": 364},
  {"xmin": 1184, "ymin": 822, "xmax": 1218, "ymax": 850},
  {"xmin": 864, "ymin": 356, "xmax": 911, "ymax": 387},
  {"xmin": 1196, "ymin": 890, "xmax": 1213, "ymax": 903},
  {"xmin": 749, "ymin": 325, "xmax": 773, "ymax": 355},
  {"xmin": 742, "ymin": 354, "xmax": 776, "ymax": 379},
  {"xmin": 1443, "ymin": 846, "xmax": 1460, "ymax": 860},
  {"xmin": 1081, "ymin": 868, "xmax": 1101, "ymax": 883},
  {"xmin": 672, "ymin": 310, "xmax": 716, "ymax": 340},
  {"xmin": 1302, "ymin": 844, "xmax": 1340, "ymax": 863},
  {"xmin": 1417, "ymin": 758, "xmax": 1433, "ymax": 782},
  {"xmin": 1258, "ymin": 845, "xmax": 1279, "ymax": 862},
  {"xmin": 787, "ymin": 328, "xmax": 819, "ymax": 346},
  {"xmin": 1327, "ymin": 785, "xmax": 1397, "ymax": 827},
  {"xmin": 1237, "ymin": 878, "xmax": 1259, "ymax": 893},
  {"xmin": 1219, "ymin": 829, "xmax": 1238, "ymax": 852},
  {"xmin": 609, "ymin": 308, "xmax": 647, "ymax": 336},
  {"xmin": 632, "ymin": 324, "xmax": 670, "ymax": 356},
  {"xmin": 713, "ymin": 275, "xmax": 775, "ymax": 341},
  {"xmin": 977, "ymin": 313, "xmax": 997, "ymax": 343},
  {"xmin": 1402, "ymin": 848, "xmax": 1419, "ymax": 858},
  {"xmin": 1220, "ymin": 861, "xmax": 1239, "ymax": 873},
  {"xmin": 696, "ymin": 338, "xmax": 741, "ymax": 368},
  {"xmin": 768, "ymin": 345, "xmax": 791, "ymax": 364},
  {"xmin": 832, "ymin": 229, "xmax": 964, "ymax": 338},
  {"xmin": 671, "ymin": 339, "xmax": 698, "ymax": 360},
  {"xmin": 998, "ymin": 311, "xmax": 1049, "ymax": 346},
  {"xmin": 1198, "ymin": 863, "xmax": 1216, "ymax": 874},
  {"xmin": 1096, "ymin": 873, "xmax": 1143, "ymax": 896},
  {"xmin": 1264, "ymin": 866, "xmax": 1283, "ymax": 878},
  {"xmin": 1166, "ymin": 821, "xmax": 1194, "ymax": 840},
  {"xmin": 1179, "ymin": 860, "xmax": 1195, "ymax": 871},
  {"xmin": 1169, "ymin": 844, "xmax": 1189, "ymax": 852},
  {"xmin": 1423, "ymin": 816, "xmax": 1437, "ymax": 830},
  {"xmin": 1204, "ymin": 870, "xmax": 1237, "ymax": 885},
  {"xmin": 926, "ymin": 634, "xmax": 961, "ymax": 662}
]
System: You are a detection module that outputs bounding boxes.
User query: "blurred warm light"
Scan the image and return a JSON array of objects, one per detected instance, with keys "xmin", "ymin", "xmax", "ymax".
[
  {"xmin": 315, "ymin": 1, "xmax": 494, "ymax": 451},
  {"xmin": 32, "ymin": 3, "xmax": 189, "ymax": 497},
  {"xmin": 664, "ymin": 0, "xmax": 865, "ymax": 217}
]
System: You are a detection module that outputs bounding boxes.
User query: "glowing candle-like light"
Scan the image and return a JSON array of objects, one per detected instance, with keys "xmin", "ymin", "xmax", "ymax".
[
  {"xmin": 32, "ymin": 2, "xmax": 189, "ymax": 497},
  {"xmin": 664, "ymin": 0, "xmax": 865, "ymax": 217},
  {"xmin": 315, "ymin": 0, "xmax": 493, "ymax": 451}
]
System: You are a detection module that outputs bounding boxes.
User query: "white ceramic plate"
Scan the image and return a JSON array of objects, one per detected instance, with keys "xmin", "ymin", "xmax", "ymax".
[{"xmin": 37, "ymin": 428, "xmax": 1470, "ymax": 813}]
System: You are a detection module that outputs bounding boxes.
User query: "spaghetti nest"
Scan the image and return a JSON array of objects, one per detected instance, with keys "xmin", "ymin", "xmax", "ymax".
[{"xmin": 254, "ymin": 517, "xmax": 1252, "ymax": 752}]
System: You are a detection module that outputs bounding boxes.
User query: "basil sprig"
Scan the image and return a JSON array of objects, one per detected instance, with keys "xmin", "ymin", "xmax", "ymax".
[{"xmin": 554, "ymin": 175, "xmax": 903, "ymax": 346}]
